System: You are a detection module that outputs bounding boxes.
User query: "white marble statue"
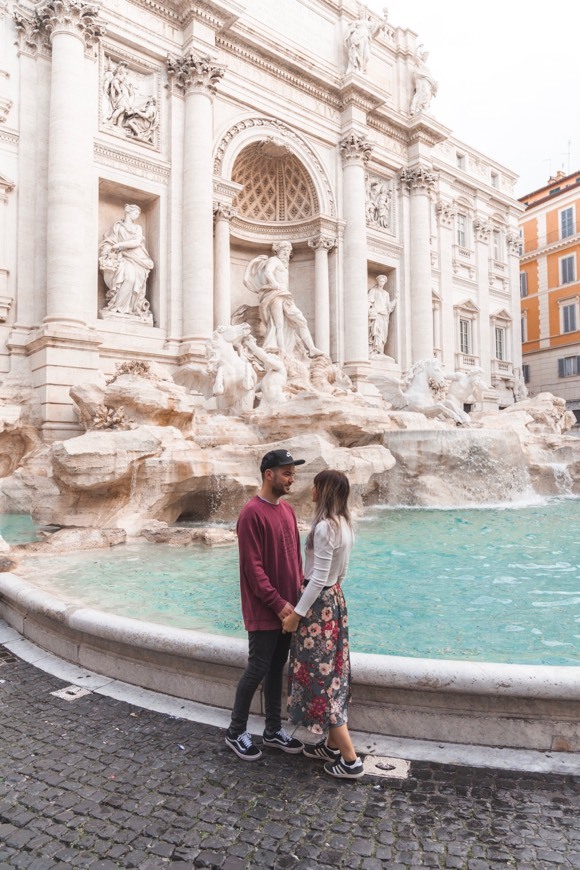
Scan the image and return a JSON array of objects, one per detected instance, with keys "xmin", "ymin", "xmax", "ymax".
[
  {"xmin": 444, "ymin": 368, "xmax": 488, "ymax": 420},
  {"xmin": 243, "ymin": 241, "xmax": 324, "ymax": 359},
  {"xmin": 125, "ymin": 97, "xmax": 158, "ymax": 143},
  {"xmin": 99, "ymin": 204, "xmax": 154, "ymax": 323},
  {"xmin": 345, "ymin": 5, "xmax": 389, "ymax": 74},
  {"xmin": 243, "ymin": 335, "xmax": 288, "ymax": 409},
  {"xmin": 374, "ymin": 358, "xmax": 468, "ymax": 425},
  {"xmin": 513, "ymin": 367, "xmax": 529, "ymax": 403},
  {"xmin": 173, "ymin": 322, "xmax": 257, "ymax": 416},
  {"xmin": 409, "ymin": 45, "xmax": 438, "ymax": 115},
  {"xmin": 368, "ymin": 276, "xmax": 397, "ymax": 357},
  {"xmin": 366, "ymin": 175, "xmax": 392, "ymax": 229},
  {"xmin": 103, "ymin": 60, "xmax": 158, "ymax": 144}
]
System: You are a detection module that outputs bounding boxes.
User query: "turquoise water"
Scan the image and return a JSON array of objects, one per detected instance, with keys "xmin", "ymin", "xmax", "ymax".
[
  {"xmin": 0, "ymin": 514, "xmax": 39, "ymax": 545},
  {"xmin": 11, "ymin": 498, "xmax": 580, "ymax": 666}
]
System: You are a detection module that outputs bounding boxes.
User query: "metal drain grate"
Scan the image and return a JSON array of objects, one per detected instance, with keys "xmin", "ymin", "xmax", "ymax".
[
  {"xmin": 50, "ymin": 685, "xmax": 93, "ymax": 701},
  {"xmin": 0, "ymin": 647, "xmax": 17, "ymax": 666},
  {"xmin": 363, "ymin": 756, "xmax": 410, "ymax": 779}
]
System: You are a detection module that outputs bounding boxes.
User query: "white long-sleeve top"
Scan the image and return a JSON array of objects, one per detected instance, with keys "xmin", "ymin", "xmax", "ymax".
[{"xmin": 294, "ymin": 517, "xmax": 354, "ymax": 617}]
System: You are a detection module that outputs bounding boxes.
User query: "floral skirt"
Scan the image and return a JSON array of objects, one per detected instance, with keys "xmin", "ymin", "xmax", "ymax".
[{"xmin": 287, "ymin": 583, "xmax": 351, "ymax": 734}]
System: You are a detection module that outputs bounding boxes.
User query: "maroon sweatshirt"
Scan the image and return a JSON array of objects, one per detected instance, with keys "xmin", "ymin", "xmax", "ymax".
[{"xmin": 236, "ymin": 495, "xmax": 303, "ymax": 631}]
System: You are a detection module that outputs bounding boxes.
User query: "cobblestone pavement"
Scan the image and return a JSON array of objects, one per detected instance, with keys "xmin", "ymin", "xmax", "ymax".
[{"xmin": 1, "ymin": 645, "xmax": 579, "ymax": 869}]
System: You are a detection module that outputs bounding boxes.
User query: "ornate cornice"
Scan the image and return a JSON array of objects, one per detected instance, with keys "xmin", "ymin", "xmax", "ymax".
[
  {"xmin": 0, "ymin": 128, "xmax": 19, "ymax": 148},
  {"xmin": 13, "ymin": 0, "xmax": 105, "ymax": 55},
  {"xmin": 400, "ymin": 165, "xmax": 437, "ymax": 193},
  {"xmin": 127, "ymin": 0, "xmax": 242, "ymax": 29},
  {"xmin": 0, "ymin": 96, "xmax": 12, "ymax": 123},
  {"xmin": 217, "ymin": 33, "xmax": 341, "ymax": 112},
  {"xmin": 230, "ymin": 214, "xmax": 340, "ymax": 246},
  {"xmin": 93, "ymin": 140, "xmax": 170, "ymax": 182},
  {"xmin": 166, "ymin": 51, "xmax": 225, "ymax": 96},
  {"xmin": 339, "ymin": 132, "xmax": 372, "ymax": 166}
]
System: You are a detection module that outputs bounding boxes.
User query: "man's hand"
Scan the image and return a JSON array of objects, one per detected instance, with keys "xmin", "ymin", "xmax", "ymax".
[
  {"xmin": 282, "ymin": 611, "xmax": 300, "ymax": 634},
  {"xmin": 277, "ymin": 602, "xmax": 294, "ymax": 622}
]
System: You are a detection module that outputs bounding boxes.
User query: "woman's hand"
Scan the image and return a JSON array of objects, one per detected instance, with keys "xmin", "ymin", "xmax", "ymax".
[{"xmin": 282, "ymin": 611, "xmax": 300, "ymax": 634}]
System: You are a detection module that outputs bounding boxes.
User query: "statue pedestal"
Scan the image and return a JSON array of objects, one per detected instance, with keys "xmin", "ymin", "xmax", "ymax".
[
  {"xmin": 369, "ymin": 355, "xmax": 401, "ymax": 378},
  {"xmin": 26, "ymin": 323, "xmax": 103, "ymax": 440},
  {"xmin": 99, "ymin": 309, "xmax": 153, "ymax": 326}
]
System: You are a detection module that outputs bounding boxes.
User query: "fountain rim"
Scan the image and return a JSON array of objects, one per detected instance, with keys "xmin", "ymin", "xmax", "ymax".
[{"xmin": 1, "ymin": 572, "xmax": 579, "ymax": 701}]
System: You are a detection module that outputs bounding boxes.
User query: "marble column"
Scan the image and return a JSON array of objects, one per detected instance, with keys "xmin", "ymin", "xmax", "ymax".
[
  {"xmin": 167, "ymin": 53, "xmax": 224, "ymax": 343},
  {"xmin": 434, "ymin": 199, "xmax": 456, "ymax": 364},
  {"xmin": 340, "ymin": 133, "xmax": 372, "ymax": 370},
  {"xmin": 473, "ymin": 217, "xmax": 491, "ymax": 383},
  {"xmin": 213, "ymin": 204, "xmax": 236, "ymax": 329},
  {"xmin": 401, "ymin": 165, "xmax": 437, "ymax": 362},
  {"xmin": 40, "ymin": 0, "xmax": 103, "ymax": 326},
  {"xmin": 308, "ymin": 234, "xmax": 336, "ymax": 355},
  {"xmin": 506, "ymin": 230, "xmax": 523, "ymax": 372}
]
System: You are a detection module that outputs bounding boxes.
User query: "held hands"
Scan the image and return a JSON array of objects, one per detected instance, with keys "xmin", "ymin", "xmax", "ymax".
[
  {"xmin": 277, "ymin": 602, "xmax": 294, "ymax": 621},
  {"xmin": 281, "ymin": 611, "xmax": 300, "ymax": 634}
]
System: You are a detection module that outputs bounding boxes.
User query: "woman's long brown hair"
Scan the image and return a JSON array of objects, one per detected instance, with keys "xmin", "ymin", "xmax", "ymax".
[{"xmin": 306, "ymin": 469, "xmax": 351, "ymax": 549}]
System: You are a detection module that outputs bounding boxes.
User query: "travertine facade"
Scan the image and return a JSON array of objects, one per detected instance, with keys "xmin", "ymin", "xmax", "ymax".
[{"xmin": 0, "ymin": 0, "xmax": 523, "ymax": 438}]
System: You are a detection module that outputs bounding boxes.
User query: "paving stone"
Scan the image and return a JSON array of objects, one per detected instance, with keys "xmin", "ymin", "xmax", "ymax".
[{"xmin": 0, "ymin": 646, "xmax": 578, "ymax": 870}]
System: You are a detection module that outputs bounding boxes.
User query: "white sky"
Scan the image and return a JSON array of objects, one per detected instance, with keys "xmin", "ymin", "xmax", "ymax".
[{"xmin": 367, "ymin": 0, "xmax": 580, "ymax": 197}]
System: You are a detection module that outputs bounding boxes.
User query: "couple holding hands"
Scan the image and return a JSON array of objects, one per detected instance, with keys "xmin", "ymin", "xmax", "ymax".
[{"xmin": 224, "ymin": 449, "xmax": 362, "ymax": 780}]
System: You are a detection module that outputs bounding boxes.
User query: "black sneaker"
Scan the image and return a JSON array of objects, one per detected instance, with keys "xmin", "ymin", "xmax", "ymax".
[
  {"xmin": 225, "ymin": 731, "xmax": 262, "ymax": 761},
  {"xmin": 324, "ymin": 756, "xmax": 364, "ymax": 779},
  {"xmin": 262, "ymin": 727, "xmax": 304, "ymax": 754},
  {"xmin": 303, "ymin": 740, "xmax": 340, "ymax": 761}
]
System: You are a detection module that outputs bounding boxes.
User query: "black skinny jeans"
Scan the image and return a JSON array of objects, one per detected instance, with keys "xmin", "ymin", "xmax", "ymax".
[{"xmin": 229, "ymin": 629, "xmax": 292, "ymax": 737}]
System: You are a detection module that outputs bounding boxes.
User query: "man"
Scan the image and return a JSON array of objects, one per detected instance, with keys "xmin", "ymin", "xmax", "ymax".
[{"xmin": 225, "ymin": 449, "xmax": 306, "ymax": 761}]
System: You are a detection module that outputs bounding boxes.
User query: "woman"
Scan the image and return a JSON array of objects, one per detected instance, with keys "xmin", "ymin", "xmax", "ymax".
[{"xmin": 282, "ymin": 470, "xmax": 362, "ymax": 779}]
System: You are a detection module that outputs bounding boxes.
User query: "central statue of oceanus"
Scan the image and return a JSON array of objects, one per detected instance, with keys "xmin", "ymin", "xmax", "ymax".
[{"xmin": 243, "ymin": 241, "xmax": 324, "ymax": 359}]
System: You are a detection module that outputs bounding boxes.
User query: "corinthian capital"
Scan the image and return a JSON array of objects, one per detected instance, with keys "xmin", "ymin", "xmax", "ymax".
[
  {"xmin": 308, "ymin": 235, "xmax": 336, "ymax": 253},
  {"xmin": 167, "ymin": 52, "xmax": 225, "ymax": 97},
  {"xmin": 14, "ymin": 0, "xmax": 105, "ymax": 53},
  {"xmin": 339, "ymin": 132, "xmax": 372, "ymax": 167},
  {"xmin": 473, "ymin": 216, "xmax": 492, "ymax": 242},
  {"xmin": 400, "ymin": 165, "xmax": 437, "ymax": 193}
]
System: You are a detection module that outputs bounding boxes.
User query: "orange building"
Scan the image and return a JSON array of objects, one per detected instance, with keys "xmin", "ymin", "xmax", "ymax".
[{"xmin": 520, "ymin": 170, "xmax": 580, "ymax": 421}]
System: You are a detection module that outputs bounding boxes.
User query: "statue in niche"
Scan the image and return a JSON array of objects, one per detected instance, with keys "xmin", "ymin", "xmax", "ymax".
[
  {"xmin": 345, "ymin": 5, "xmax": 389, "ymax": 74},
  {"xmin": 410, "ymin": 45, "xmax": 438, "ymax": 115},
  {"xmin": 98, "ymin": 204, "xmax": 154, "ymax": 323},
  {"xmin": 243, "ymin": 241, "xmax": 324, "ymax": 359},
  {"xmin": 368, "ymin": 276, "xmax": 397, "ymax": 357},
  {"xmin": 366, "ymin": 175, "xmax": 392, "ymax": 229},
  {"xmin": 102, "ymin": 59, "xmax": 158, "ymax": 144}
]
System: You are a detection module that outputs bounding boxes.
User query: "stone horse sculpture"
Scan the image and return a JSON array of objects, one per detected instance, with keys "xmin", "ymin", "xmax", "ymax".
[
  {"xmin": 172, "ymin": 322, "xmax": 257, "ymax": 416},
  {"xmin": 445, "ymin": 368, "xmax": 487, "ymax": 419},
  {"xmin": 372, "ymin": 358, "xmax": 474, "ymax": 425}
]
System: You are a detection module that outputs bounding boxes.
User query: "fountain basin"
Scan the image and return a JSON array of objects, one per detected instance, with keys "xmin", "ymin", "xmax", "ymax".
[{"xmin": 1, "ymin": 572, "xmax": 578, "ymax": 752}]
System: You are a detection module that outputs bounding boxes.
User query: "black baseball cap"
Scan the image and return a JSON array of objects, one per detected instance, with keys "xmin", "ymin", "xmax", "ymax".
[{"xmin": 260, "ymin": 449, "xmax": 306, "ymax": 473}]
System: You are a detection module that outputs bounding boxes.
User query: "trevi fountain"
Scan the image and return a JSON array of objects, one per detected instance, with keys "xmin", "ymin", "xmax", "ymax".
[{"xmin": 0, "ymin": 0, "xmax": 578, "ymax": 753}]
